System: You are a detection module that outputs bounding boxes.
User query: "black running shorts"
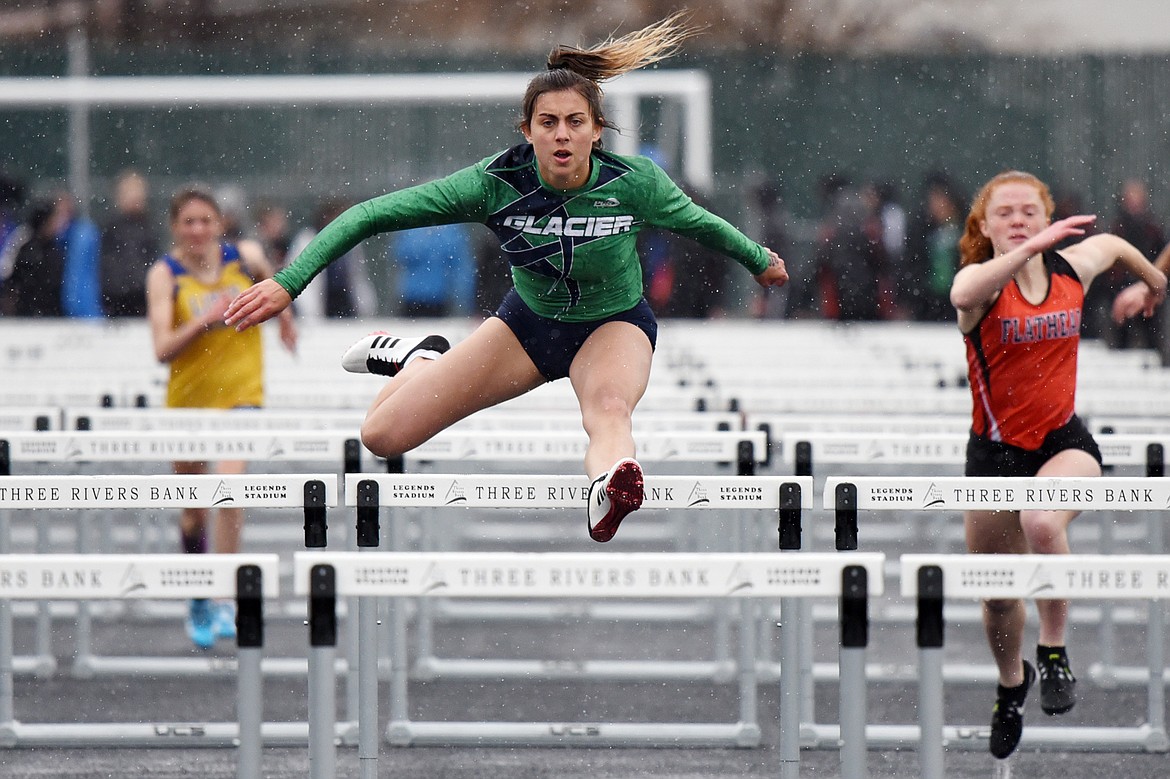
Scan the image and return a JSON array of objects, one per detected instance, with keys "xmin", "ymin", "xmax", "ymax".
[
  {"xmin": 493, "ymin": 289, "xmax": 657, "ymax": 381},
  {"xmin": 964, "ymin": 414, "xmax": 1103, "ymax": 477}
]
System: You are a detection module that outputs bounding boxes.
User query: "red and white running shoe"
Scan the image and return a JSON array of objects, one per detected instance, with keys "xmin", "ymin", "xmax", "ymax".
[{"xmin": 587, "ymin": 457, "xmax": 644, "ymax": 543}]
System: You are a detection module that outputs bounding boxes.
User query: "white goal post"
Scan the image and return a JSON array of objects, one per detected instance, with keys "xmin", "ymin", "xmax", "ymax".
[{"xmin": 0, "ymin": 70, "xmax": 713, "ymax": 206}]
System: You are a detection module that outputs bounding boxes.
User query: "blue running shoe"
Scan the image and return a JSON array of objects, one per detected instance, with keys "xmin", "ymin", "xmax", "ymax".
[
  {"xmin": 212, "ymin": 601, "xmax": 237, "ymax": 642},
  {"xmin": 186, "ymin": 598, "xmax": 215, "ymax": 650}
]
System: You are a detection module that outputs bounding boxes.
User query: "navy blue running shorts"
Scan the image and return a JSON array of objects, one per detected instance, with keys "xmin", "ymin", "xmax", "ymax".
[
  {"xmin": 964, "ymin": 414, "xmax": 1103, "ymax": 477},
  {"xmin": 493, "ymin": 289, "xmax": 657, "ymax": 381}
]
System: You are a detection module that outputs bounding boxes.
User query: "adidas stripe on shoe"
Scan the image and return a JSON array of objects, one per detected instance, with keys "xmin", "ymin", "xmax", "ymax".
[
  {"xmin": 341, "ymin": 332, "xmax": 450, "ymax": 376},
  {"xmin": 586, "ymin": 457, "xmax": 644, "ymax": 543}
]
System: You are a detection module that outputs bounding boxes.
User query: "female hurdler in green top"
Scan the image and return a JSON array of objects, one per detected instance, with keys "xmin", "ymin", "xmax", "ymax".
[{"xmin": 224, "ymin": 13, "xmax": 789, "ymax": 542}]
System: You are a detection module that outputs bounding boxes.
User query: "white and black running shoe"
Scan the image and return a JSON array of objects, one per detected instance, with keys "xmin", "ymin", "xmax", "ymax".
[{"xmin": 341, "ymin": 332, "xmax": 450, "ymax": 376}]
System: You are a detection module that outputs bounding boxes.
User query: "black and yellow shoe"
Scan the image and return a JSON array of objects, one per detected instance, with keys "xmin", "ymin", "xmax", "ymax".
[
  {"xmin": 989, "ymin": 660, "xmax": 1035, "ymax": 760},
  {"xmin": 1037, "ymin": 645, "xmax": 1077, "ymax": 715}
]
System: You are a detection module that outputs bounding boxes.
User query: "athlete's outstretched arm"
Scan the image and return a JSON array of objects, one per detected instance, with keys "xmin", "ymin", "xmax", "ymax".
[
  {"xmin": 753, "ymin": 248, "xmax": 789, "ymax": 288},
  {"xmin": 224, "ymin": 278, "xmax": 292, "ymax": 332},
  {"xmin": 1112, "ymin": 239, "xmax": 1170, "ymax": 323},
  {"xmin": 950, "ymin": 215, "xmax": 1095, "ymax": 313}
]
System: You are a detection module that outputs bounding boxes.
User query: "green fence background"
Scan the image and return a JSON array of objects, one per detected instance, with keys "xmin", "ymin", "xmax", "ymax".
[{"xmin": 2, "ymin": 43, "xmax": 1168, "ymax": 311}]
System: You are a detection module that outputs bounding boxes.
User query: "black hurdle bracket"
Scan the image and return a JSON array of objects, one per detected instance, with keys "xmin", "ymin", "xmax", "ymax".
[
  {"xmin": 236, "ymin": 564, "xmax": 264, "ymax": 649},
  {"xmin": 778, "ymin": 481, "xmax": 803, "ymax": 550},
  {"xmin": 834, "ymin": 482, "xmax": 859, "ymax": 551},
  {"xmin": 344, "ymin": 438, "xmax": 363, "ymax": 475},
  {"xmin": 794, "ymin": 440, "xmax": 812, "ymax": 478},
  {"xmin": 736, "ymin": 439, "xmax": 755, "ymax": 476},
  {"xmin": 840, "ymin": 565, "xmax": 869, "ymax": 650},
  {"xmin": 303, "ymin": 479, "xmax": 328, "ymax": 548},
  {"xmin": 356, "ymin": 479, "xmax": 380, "ymax": 548},
  {"xmin": 717, "ymin": 420, "xmax": 731, "ymax": 469},
  {"xmin": 309, "ymin": 564, "xmax": 337, "ymax": 648},
  {"xmin": 1147, "ymin": 443, "xmax": 1164, "ymax": 478},
  {"xmin": 916, "ymin": 565, "xmax": 944, "ymax": 650},
  {"xmin": 755, "ymin": 422, "xmax": 773, "ymax": 468}
]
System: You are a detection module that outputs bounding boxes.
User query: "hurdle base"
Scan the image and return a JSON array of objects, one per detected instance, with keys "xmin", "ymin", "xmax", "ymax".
[
  {"xmin": 801, "ymin": 722, "xmax": 1170, "ymax": 753},
  {"xmin": 1087, "ymin": 661, "xmax": 1170, "ymax": 689},
  {"xmin": 69, "ymin": 654, "xmax": 349, "ymax": 679},
  {"xmin": 12, "ymin": 654, "xmax": 57, "ymax": 679},
  {"xmin": 431, "ymin": 599, "xmax": 715, "ymax": 623},
  {"xmin": 0, "ymin": 720, "xmax": 358, "ymax": 748},
  {"xmin": 412, "ymin": 656, "xmax": 739, "ymax": 683},
  {"xmin": 385, "ymin": 720, "xmax": 762, "ymax": 748},
  {"xmin": 768, "ymin": 661, "xmax": 1003, "ymax": 685}
]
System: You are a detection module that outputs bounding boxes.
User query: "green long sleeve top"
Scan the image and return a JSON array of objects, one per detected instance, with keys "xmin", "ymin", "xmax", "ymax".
[{"xmin": 274, "ymin": 144, "xmax": 769, "ymax": 322}]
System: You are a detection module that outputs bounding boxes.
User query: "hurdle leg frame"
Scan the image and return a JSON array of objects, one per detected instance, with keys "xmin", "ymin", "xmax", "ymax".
[
  {"xmin": 916, "ymin": 565, "xmax": 945, "ymax": 779},
  {"xmin": 355, "ymin": 481, "xmax": 380, "ymax": 779},
  {"xmin": 351, "ymin": 473, "xmax": 810, "ymax": 749},
  {"xmin": 777, "ymin": 481, "xmax": 805, "ymax": 778},
  {"xmin": 0, "ymin": 507, "xmax": 14, "ymax": 744},
  {"xmin": 0, "ymin": 558, "xmax": 276, "ymax": 756},
  {"xmin": 839, "ymin": 565, "xmax": 870, "ymax": 779},
  {"xmin": 235, "ymin": 565, "xmax": 264, "ymax": 779},
  {"xmin": 307, "ymin": 564, "xmax": 337, "ymax": 779},
  {"xmin": 70, "ymin": 483, "xmax": 343, "ymax": 686}
]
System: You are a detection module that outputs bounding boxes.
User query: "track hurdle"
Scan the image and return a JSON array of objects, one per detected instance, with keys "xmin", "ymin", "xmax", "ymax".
[
  {"xmin": 783, "ymin": 435, "xmax": 1165, "ymax": 683},
  {"xmin": 0, "ymin": 473, "xmax": 339, "ymax": 749},
  {"xmin": 0, "ymin": 552, "xmax": 278, "ymax": 772},
  {"xmin": 1, "ymin": 431, "xmax": 372, "ymax": 479},
  {"xmin": 293, "ymin": 549, "xmax": 883, "ymax": 779},
  {"xmin": 57, "ymin": 406, "xmax": 743, "ymax": 435},
  {"xmin": 332, "ymin": 473, "xmax": 812, "ymax": 772},
  {"xmin": 902, "ymin": 553, "xmax": 1170, "ymax": 778},
  {"xmin": 0, "ymin": 434, "xmax": 356, "ymax": 685},
  {"xmin": 61, "ymin": 406, "xmax": 366, "ymax": 433},
  {"xmin": 0, "ymin": 408, "xmax": 57, "ymax": 432},
  {"xmin": 822, "ymin": 476, "xmax": 1170, "ymax": 760},
  {"xmin": 390, "ymin": 429, "xmax": 769, "ymax": 686},
  {"xmin": 404, "ymin": 428, "xmax": 768, "ymax": 548},
  {"xmin": 351, "ymin": 469, "xmax": 805, "ymax": 680}
]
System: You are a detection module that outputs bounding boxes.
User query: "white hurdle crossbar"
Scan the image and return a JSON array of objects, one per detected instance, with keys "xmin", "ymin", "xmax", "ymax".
[
  {"xmin": 823, "ymin": 476, "xmax": 1170, "ymax": 763},
  {"xmin": 1, "ymin": 431, "xmax": 371, "ymax": 473},
  {"xmin": 294, "ymin": 549, "xmax": 884, "ymax": 779},
  {"xmin": 0, "ymin": 552, "xmax": 278, "ymax": 777}
]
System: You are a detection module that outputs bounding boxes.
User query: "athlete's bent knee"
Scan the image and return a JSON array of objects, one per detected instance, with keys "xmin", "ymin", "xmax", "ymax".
[
  {"xmin": 360, "ymin": 425, "xmax": 408, "ymax": 459},
  {"xmin": 1020, "ymin": 512, "xmax": 1066, "ymax": 553},
  {"xmin": 983, "ymin": 597, "xmax": 1021, "ymax": 618}
]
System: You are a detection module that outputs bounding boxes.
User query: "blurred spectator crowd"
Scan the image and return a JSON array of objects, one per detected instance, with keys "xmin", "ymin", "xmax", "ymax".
[{"xmin": 2, "ymin": 165, "xmax": 1168, "ymax": 363}]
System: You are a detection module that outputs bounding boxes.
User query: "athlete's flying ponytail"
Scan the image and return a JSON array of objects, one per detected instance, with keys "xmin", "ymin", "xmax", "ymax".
[{"xmin": 518, "ymin": 12, "xmax": 702, "ymax": 147}]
